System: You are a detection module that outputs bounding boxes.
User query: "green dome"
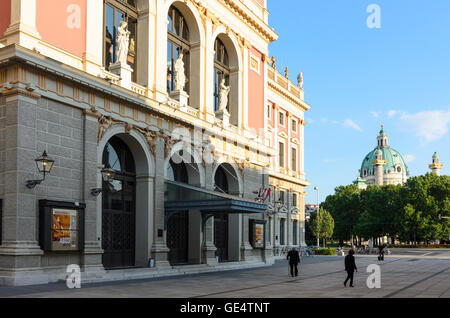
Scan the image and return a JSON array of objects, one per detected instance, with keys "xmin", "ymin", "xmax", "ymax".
[{"xmin": 360, "ymin": 147, "xmax": 410, "ymax": 178}]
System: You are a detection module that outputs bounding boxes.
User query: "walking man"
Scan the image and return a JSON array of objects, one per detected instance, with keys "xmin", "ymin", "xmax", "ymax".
[
  {"xmin": 344, "ymin": 249, "xmax": 357, "ymax": 287},
  {"xmin": 378, "ymin": 244, "xmax": 385, "ymax": 261},
  {"xmin": 287, "ymin": 247, "xmax": 300, "ymax": 277}
]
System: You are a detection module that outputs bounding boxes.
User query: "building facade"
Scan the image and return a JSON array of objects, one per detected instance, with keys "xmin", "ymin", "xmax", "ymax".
[{"xmin": 0, "ymin": 0, "xmax": 310, "ymax": 286}]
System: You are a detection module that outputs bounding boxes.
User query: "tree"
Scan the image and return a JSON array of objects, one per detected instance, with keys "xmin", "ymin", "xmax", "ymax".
[
  {"xmin": 310, "ymin": 208, "xmax": 335, "ymax": 247},
  {"xmin": 322, "ymin": 185, "xmax": 361, "ymax": 245},
  {"xmin": 403, "ymin": 174, "xmax": 450, "ymax": 242}
]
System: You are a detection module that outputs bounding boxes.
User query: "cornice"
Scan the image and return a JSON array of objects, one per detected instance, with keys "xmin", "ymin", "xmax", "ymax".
[
  {"xmin": 215, "ymin": 0, "xmax": 278, "ymax": 43},
  {"xmin": 268, "ymin": 81, "xmax": 310, "ymax": 112}
]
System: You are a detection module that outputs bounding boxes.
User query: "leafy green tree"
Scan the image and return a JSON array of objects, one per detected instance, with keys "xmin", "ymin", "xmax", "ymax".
[
  {"xmin": 322, "ymin": 185, "xmax": 361, "ymax": 245},
  {"xmin": 310, "ymin": 208, "xmax": 335, "ymax": 247},
  {"xmin": 403, "ymin": 174, "xmax": 450, "ymax": 242}
]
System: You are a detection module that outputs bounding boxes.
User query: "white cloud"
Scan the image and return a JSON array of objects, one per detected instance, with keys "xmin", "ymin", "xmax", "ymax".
[
  {"xmin": 321, "ymin": 118, "xmax": 328, "ymax": 123},
  {"xmin": 403, "ymin": 154, "xmax": 415, "ymax": 163},
  {"xmin": 371, "ymin": 111, "xmax": 379, "ymax": 118},
  {"xmin": 343, "ymin": 119, "xmax": 363, "ymax": 132},
  {"xmin": 399, "ymin": 110, "xmax": 450, "ymax": 143},
  {"xmin": 388, "ymin": 110, "xmax": 398, "ymax": 118}
]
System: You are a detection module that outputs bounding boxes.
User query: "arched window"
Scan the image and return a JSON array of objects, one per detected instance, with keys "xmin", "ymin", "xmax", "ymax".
[
  {"xmin": 214, "ymin": 166, "xmax": 229, "ymax": 194},
  {"xmin": 214, "ymin": 38, "xmax": 230, "ymax": 112},
  {"xmin": 167, "ymin": 157, "xmax": 189, "ymax": 184},
  {"xmin": 104, "ymin": 0, "xmax": 138, "ymax": 81},
  {"xmin": 167, "ymin": 6, "xmax": 190, "ymax": 94}
]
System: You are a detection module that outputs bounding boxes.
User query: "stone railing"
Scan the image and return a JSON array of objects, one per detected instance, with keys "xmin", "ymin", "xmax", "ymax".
[
  {"xmin": 267, "ymin": 65, "xmax": 305, "ymax": 101},
  {"xmin": 131, "ymin": 82, "xmax": 147, "ymax": 97},
  {"xmin": 101, "ymin": 69, "xmax": 121, "ymax": 86}
]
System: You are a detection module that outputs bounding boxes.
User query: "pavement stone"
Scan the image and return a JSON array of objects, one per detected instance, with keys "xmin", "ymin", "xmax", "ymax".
[{"xmin": 0, "ymin": 254, "xmax": 449, "ymax": 298}]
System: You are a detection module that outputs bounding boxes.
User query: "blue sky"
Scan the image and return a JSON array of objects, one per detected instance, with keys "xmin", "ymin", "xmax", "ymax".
[{"xmin": 267, "ymin": 0, "xmax": 450, "ymax": 204}]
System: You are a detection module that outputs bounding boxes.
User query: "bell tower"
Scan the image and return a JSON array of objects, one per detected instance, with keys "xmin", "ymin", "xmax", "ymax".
[
  {"xmin": 377, "ymin": 123, "xmax": 389, "ymax": 148},
  {"xmin": 429, "ymin": 152, "xmax": 444, "ymax": 176},
  {"xmin": 372, "ymin": 149, "xmax": 386, "ymax": 185}
]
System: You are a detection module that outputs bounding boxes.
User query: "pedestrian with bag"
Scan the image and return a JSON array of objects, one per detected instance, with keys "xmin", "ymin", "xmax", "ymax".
[
  {"xmin": 287, "ymin": 247, "xmax": 300, "ymax": 277},
  {"xmin": 344, "ymin": 249, "xmax": 357, "ymax": 287}
]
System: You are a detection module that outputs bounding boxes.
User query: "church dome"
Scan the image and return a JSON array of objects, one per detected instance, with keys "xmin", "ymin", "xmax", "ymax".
[
  {"xmin": 360, "ymin": 147, "xmax": 410, "ymax": 177},
  {"xmin": 359, "ymin": 125, "xmax": 410, "ymax": 178}
]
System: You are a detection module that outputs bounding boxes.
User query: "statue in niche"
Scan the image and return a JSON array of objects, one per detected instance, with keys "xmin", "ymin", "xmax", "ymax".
[
  {"xmin": 297, "ymin": 71, "xmax": 304, "ymax": 89},
  {"xmin": 218, "ymin": 78, "xmax": 231, "ymax": 112},
  {"xmin": 116, "ymin": 21, "xmax": 130, "ymax": 65},
  {"xmin": 174, "ymin": 52, "xmax": 186, "ymax": 91}
]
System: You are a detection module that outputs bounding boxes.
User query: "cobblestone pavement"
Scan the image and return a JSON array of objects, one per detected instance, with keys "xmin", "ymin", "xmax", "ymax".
[{"xmin": 1, "ymin": 255, "xmax": 449, "ymax": 298}]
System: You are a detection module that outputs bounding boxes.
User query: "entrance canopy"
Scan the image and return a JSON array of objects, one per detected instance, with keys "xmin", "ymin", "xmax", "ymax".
[{"xmin": 164, "ymin": 181, "xmax": 267, "ymax": 214}]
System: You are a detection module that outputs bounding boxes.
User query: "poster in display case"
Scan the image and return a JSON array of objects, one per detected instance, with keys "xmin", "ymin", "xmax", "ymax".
[
  {"xmin": 39, "ymin": 200, "xmax": 85, "ymax": 252},
  {"xmin": 249, "ymin": 219, "xmax": 266, "ymax": 249}
]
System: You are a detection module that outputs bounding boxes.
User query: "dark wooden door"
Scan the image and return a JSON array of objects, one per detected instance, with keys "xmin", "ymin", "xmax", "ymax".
[
  {"xmin": 214, "ymin": 214, "xmax": 228, "ymax": 263},
  {"xmin": 102, "ymin": 176, "xmax": 136, "ymax": 269},
  {"xmin": 167, "ymin": 211, "xmax": 189, "ymax": 265}
]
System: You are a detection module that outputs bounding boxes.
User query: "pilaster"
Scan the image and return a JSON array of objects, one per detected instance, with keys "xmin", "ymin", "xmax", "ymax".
[
  {"xmin": 2, "ymin": 0, "xmax": 41, "ymax": 49},
  {"xmin": 150, "ymin": 134, "xmax": 170, "ymax": 267},
  {"xmin": 0, "ymin": 82, "xmax": 45, "ymax": 286}
]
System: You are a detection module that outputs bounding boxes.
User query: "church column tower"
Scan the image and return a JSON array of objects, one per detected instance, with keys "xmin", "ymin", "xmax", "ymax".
[
  {"xmin": 372, "ymin": 149, "xmax": 386, "ymax": 186},
  {"xmin": 377, "ymin": 124, "xmax": 389, "ymax": 148},
  {"xmin": 429, "ymin": 152, "xmax": 444, "ymax": 176}
]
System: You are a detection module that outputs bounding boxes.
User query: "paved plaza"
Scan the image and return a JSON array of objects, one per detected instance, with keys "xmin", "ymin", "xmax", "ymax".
[{"xmin": 0, "ymin": 250, "xmax": 449, "ymax": 298}]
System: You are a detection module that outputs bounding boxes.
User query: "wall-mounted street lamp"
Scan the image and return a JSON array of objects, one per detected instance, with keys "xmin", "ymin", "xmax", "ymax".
[
  {"xmin": 90, "ymin": 165, "xmax": 116, "ymax": 197},
  {"xmin": 26, "ymin": 151, "xmax": 54, "ymax": 189}
]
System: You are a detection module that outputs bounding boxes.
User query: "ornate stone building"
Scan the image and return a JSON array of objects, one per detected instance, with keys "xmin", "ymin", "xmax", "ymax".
[{"xmin": 0, "ymin": 0, "xmax": 310, "ymax": 285}]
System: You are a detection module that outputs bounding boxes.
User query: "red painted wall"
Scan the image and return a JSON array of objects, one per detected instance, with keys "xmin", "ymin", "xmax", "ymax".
[
  {"xmin": 248, "ymin": 47, "xmax": 265, "ymax": 132},
  {"xmin": 36, "ymin": 0, "xmax": 87, "ymax": 57},
  {"xmin": 0, "ymin": 0, "xmax": 11, "ymax": 38},
  {"xmin": 255, "ymin": 0, "xmax": 265, "ymax": 7}
]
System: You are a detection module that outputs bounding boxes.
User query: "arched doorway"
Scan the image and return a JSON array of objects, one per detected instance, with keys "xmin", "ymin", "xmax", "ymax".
[
  {"xmin": 166, "ymin": 155, "xmax": 189, "ymax": 265},
  {"xmin": 101, "ymin": 136, "xmax": 136, "ymax": 269},
  {"xmin": 213, "ymin": 163, "xmax": 241, "ymax": 263}
]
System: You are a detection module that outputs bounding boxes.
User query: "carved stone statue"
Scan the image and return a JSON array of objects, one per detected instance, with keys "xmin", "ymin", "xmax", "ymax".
[
  {"xmin": 144, "ymin": 128, "xmax": 158, "ymax": 156},
  {"xmin": 116, "ymin": 21, "xmax": 130, "ymax": 65},
  {"xmin": 297, "ymin": 71, "xmax": 303, "ymax": 89},
  {"xmin": 98, "ymin": 115, "xmax": 113, "ymax": 143},
  {"xmin": 218, "ymin": 78, "xmax": 231, "ymax": 112},
  {"xmin": 174, "ymin": 52, "xmax": 186, "ymax": 91},
  {"xmin": 284, "ymin": 67, "xmax": 290, "ymax": 78},
  {"xmin": 271, "ymin": 56, "xmax": 277, "ymax": 68}
]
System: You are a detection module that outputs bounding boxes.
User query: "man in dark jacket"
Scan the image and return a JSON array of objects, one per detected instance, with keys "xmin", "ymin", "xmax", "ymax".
[
  {"xmin": 344, "ymin": 249, "xmax": 357, "ymax": 287},
  {"xmin": 378, "ymin": 244, "xmax": 385, "ymax": 261},
  {"xmin": 287, "ymin": 248, "xmax": 300, "ymax": 277}
]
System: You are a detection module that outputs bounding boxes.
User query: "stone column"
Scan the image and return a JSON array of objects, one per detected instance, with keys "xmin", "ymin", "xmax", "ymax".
[
  {"xmin": 3, "ymin": 0, "xmax": 41, "ymax": 48},
  {"xmin": 286, "ymin": 191, "xmax": 291, "ymax": 247},
  {"xmin": 150, "ymin": 134, "xmax": 170, "ymax": 267},
  {"xmin": 202, "ymin": 216, "xmax": 217, "ymax": 265},
  {"xmin": 154, "ymin": 1, "xmax": 170, "ymax": 102},
  {"xmin": 0, "ymin": 83, "xmax": 44, "ymax": 286},
  {"xmin": 204, "ymin": 20, "xmax": 215, "ymax": 123},
  {"xmin": 242, "ymin": 45, "xmax": 249, "ymax": 129},
  {"xmin": 83, "ymin": 0, "xmax": 103, "ymax": 75},
  {"xmin": 135, "ymin": 175, "xmax": 154, "ymax": 267},
  {"xmin": 80, "ymin": 110, "xmax": 104, "ymax": 273}
]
